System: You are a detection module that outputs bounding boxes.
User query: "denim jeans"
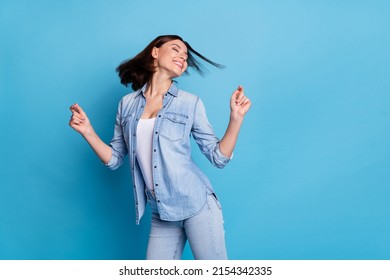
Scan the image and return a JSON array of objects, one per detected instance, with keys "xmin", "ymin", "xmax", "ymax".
[{"xmin": 145, "ymin": 189, "xmax": 227, "ymax": 260}]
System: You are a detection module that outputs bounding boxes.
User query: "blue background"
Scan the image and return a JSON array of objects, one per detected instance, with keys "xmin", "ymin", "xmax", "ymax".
[{"xmin": 1, "ymin": 0, "xmax": 389, "ymax": 260}]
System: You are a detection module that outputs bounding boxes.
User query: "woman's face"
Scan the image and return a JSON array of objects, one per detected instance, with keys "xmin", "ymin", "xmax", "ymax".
[{"xmin": 152, "ymin": 39, "xmax": 188, "ymax": 78}]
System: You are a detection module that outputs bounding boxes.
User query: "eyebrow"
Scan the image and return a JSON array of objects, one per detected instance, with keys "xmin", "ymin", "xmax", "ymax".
[{"xmin": 171, "ymin": 43, "xmax": 188, "ymax": 55}]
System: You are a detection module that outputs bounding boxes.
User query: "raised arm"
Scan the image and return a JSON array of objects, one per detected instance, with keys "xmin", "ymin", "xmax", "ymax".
[
  {"xmin": 69, "ymin": 103, "xmax": 112, "ymax": 164},
  {"xmin": 219, "ymin": 86, "xmax": 251, "ymax": 158}
]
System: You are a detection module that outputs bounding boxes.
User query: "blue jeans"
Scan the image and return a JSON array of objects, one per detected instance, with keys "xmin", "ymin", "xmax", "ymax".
[{"xmin": 145, "ymin": 189, "xmax": 227, "ymax": 260}]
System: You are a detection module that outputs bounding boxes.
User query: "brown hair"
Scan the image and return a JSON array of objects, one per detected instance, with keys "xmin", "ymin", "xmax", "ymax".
[{"xmin": 116, "ymin": 35, "xmax": 224, "ymax": 90}]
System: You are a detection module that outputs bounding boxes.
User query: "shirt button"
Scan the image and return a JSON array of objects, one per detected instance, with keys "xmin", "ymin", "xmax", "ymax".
[
  {"xmin": 158, "ymin": 115, "xmax": 161, "ymax": 118},
  {"xmin": 155, "ymin": 184, "xmax": 158, "ymax": 187},
  {"xmin": 154, "ymin": 166, "xmax": 157, "ymax": 168},
  {"xmin": 154, "ymin": 149, "xmax": 156, "ymax": 152},
  {"xmin": 155, "ymin": 131, "xmax": 158, "ymax": 134}
]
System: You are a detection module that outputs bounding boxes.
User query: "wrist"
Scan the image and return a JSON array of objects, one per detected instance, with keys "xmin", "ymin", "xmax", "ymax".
[
  {"xmin": 230, "ymin": 112, "xmax": 245, "ymax": 122},
  {"xmin": 81, "ymin": 126, "xmax": 96, "ymax": 139}
]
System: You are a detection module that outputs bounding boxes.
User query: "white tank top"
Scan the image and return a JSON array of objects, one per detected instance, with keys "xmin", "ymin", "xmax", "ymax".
[{"xmin": 136, "ymin": 118, "xmax": 156, "ymax": 191}]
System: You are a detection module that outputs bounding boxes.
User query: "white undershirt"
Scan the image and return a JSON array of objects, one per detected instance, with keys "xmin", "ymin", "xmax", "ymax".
[{"xmin": 136, "ymin": 118, "xmax": 156, "ymax": 191}]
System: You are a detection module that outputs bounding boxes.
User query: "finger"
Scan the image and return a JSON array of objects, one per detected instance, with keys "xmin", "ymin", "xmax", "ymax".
[
  {"xmin": 236, "ymin": 96, "xmax": 246, "ymax": 106},
  {"xmin": 70, "ymin": 114, "xmax": 85, "ymax": 124},
  {"xmin": 74, "ymin": 103, "xmax": 86, "ymax": 117},
  {"xmin": 70, "ymin": 118, "xmax": 80, "ymax": 126},
  {"xmin": 236, "ymin": 93, "xmax": 245, "ymax": 103},
  {"xmin": 240, "ymin": 96, "xmax": 252, "ymax": 107},
  {"xmin": 69, "ymin": 121, "xmax": 82, "ymax": 132},
  {"xmin": 69, "ymin": 103, "xmax": 85, "ymax": 116},
  {"xmin": 232, "ymin": 85, "xmax": 243, "ymax": 95},
  {"xmin": 236, "ymin": 93, "xmax": 247, "ymax": 105},
  {"xmin": 70, "ymin": 111, "xmax": 84, "ymax": 122},
  {"xmin": 70, "ymin": 108, "xmax": 82, "ymax": 120},
  {"xmin": 69, "ymin": 119, "xmax": 78, "ymax": 127},
  {"xmin": 70, "ymin": 104, "xmax": 86, "ymax": 120},
  {"xmin": 231, "ymin": 89, "xmax": 240, "ymax": 100},
  {"xmin": 69, "ymin": 103, "xmax": 79, "ymax": 113},
  {"xmin": 242, "ymin": 98, "xmax": 251, "ymax": 108}
]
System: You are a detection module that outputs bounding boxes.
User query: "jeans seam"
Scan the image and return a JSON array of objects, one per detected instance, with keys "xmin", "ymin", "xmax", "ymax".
[
  {"xmin": 173, "ymin": 231, "xmax": 185, "ymax": 260},
  {"xmin": 207, "ymin": 196, "xmax": 218, "ymax": 257}
]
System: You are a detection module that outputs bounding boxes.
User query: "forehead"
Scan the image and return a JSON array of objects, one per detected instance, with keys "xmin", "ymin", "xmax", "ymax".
[{"xmin": 165, "ymin": 39, "xmax": 188, "ymax": 52}]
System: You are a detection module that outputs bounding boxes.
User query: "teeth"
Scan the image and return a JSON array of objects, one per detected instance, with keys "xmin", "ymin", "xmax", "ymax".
[{"xmin": 174, "ymin": 61, "xmax": 182, "ymax": 68}]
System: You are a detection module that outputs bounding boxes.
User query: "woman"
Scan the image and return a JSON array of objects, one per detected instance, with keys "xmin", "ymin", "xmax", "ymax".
[{"xmin": 69, "ymin": 35, "xmax": 251, "ymax": 260}]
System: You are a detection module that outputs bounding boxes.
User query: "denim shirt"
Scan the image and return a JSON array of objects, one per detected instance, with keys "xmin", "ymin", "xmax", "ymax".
[{"xmin": 105, "ymin": 83, "xmax": 231, "ymax": 224}]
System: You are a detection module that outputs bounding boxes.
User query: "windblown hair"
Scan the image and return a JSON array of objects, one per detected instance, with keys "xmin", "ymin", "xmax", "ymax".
[{"xmin": 116, "ymin": 35, "xmax": 224, "ymax": 90}]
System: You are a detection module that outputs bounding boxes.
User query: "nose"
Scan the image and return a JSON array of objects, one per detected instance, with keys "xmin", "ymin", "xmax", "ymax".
[{"xmin": 179, "ymin": 53, "xmax": 187, "ymax": 61}]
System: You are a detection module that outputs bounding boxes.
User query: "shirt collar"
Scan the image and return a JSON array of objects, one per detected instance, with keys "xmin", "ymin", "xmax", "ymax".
[{"xmin": 137, "ymin": 82, "xmax": 179, "ymax": 97}]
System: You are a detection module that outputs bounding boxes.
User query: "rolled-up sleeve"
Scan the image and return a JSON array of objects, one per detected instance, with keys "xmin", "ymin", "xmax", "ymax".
[
  {"xmin": 191, "ymin": 98, "xmax": 232, "ymax": 169},
  {"xmin": 104, "ymin": 99, "xmax": 128, "ymax": 170}
]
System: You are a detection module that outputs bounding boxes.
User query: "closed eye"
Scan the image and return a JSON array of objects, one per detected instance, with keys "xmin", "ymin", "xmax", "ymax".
[{"xmin": 171, "ymin": 44, "xmax": 188, "ymax": 58}]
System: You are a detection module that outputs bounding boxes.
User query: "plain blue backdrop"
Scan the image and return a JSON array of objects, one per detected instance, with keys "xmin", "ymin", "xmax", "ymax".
[{"xmin": 1, "ymin": 0, "xmax": 389, "ymax": 260}]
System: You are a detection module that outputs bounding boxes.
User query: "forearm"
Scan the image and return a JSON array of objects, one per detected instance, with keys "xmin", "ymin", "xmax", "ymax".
[
  {"xmin": 219, "ymin": 113, "xmax": 244, "ymax": 158},
  {"xmin": 82, "ymin": 129, "xmax": 112, "ymax": 164}
]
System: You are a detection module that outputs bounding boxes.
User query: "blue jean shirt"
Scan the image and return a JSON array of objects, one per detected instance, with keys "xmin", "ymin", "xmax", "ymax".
[{"xmin": 105, "ymin": 83, "xmax": 231, "ymax": 224}]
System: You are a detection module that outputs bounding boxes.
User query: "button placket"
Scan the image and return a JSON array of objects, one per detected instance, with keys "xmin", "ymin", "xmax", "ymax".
[
  {"xmin": 150, "ymin": 93, "xmax": 172, "ymax": 205},
  {"xmin": 131, "ymin": 95, "xmax": 146, "ymax": 174}
]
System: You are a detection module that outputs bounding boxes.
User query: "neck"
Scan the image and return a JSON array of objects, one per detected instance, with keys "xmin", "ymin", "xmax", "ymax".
[{"xmin": 145, "ymin": 75, "xmax": 172, "ymax": 97}]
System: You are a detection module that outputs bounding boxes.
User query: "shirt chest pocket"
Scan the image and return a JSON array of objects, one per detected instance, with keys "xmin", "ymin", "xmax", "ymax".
[
  {"xmin": 160, "ymin": 112, "xmax": 188, "ymax": 142},
  {"xmin": 120, "ymin": 114, "xmax": 134, "ymax": 143}
]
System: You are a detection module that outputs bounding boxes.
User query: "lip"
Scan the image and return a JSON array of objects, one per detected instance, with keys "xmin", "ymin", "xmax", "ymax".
[{"xmin": 173, "ymin": 60, "xmax": 183, "ymax": 69}]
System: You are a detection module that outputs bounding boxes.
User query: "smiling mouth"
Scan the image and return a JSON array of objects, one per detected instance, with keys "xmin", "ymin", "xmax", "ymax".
[{"xmin": 173, "ymin": 61, "xmax": 183, "ymax": 69}]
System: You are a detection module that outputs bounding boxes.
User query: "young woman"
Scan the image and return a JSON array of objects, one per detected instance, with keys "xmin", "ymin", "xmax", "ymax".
[{"xmin": 69, "ymin": 35, "xmax": 251, "ymax": 260}]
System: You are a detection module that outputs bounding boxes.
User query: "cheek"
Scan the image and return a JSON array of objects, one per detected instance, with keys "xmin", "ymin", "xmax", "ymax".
[{"xmin": 182, "ymin": 62, "xmax": 188, "ymax": 72}]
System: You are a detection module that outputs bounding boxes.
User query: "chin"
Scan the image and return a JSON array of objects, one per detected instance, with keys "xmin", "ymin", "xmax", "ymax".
[{"xmin": 171, "ymin": 72, "xmax": 182, "ymax": 78}]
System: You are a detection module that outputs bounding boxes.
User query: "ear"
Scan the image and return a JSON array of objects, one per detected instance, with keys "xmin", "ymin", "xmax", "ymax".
[{"xmin": 151, "ymin": 47, "xmax": 159, "ymax": 58}]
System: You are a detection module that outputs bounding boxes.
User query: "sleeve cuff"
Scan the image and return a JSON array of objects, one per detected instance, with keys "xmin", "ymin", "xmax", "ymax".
[
  {"xmin": 102, "ymin": 148, "xmax": 116, "ymax": 169},
  {"xmin": 216, "ymin": 144, "xmax": 233, "ymax": 162}
]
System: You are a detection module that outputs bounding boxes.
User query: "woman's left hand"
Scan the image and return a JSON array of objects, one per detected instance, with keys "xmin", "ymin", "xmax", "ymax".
[
  {"xmin": 230, "ymin": 85, "xmax": 251, "ymax": 118},
  {"xmin": 219, "ymin": 86, "xmax": 251, "ymax": 157}
]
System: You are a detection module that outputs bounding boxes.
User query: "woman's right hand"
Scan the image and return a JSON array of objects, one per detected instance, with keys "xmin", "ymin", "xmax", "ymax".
[
  {"xmin": 69, "ymin": 103, "xmax": 112, "ymax": 164},
  {"xmin": 69, "ymin": 103, "xmax": 93, "ymax": 136}
]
